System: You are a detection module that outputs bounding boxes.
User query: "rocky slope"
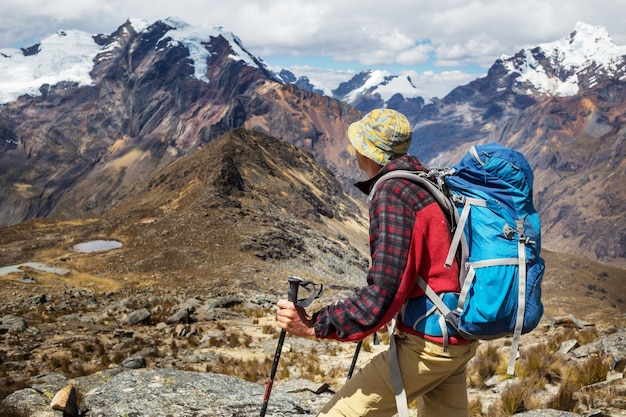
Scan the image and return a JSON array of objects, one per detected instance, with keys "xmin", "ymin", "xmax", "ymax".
[
  {"xmin": 1, "ymin": 129, "xmax": 625, "ymax": 416},
  {"xmin": 0, "ymin": 18, "xmax": 363, "ymax": 228},
  {"xmin": 0, "ymin": 129, "xmax": 370, "ymax": 293}
]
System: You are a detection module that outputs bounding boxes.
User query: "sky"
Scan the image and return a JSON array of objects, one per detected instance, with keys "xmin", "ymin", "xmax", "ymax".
[{"xmin": 1, "ymin": 0, "xmax": 626, "ymax": 99}]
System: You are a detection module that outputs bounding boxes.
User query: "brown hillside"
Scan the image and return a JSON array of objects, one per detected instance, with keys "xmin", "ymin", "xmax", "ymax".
[{"xmin": 0, "ymin": 129, "xmax": 370, "ymax": 298}]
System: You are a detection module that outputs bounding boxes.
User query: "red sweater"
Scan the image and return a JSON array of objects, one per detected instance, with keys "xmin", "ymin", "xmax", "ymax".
[{"xmin": 313, "ymin": 155, "xmax": 469, "ymax": 344}]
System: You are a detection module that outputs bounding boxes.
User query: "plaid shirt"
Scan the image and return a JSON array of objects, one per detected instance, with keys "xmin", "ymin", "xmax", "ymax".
[{"xmin": 313, "ymin": 155, "xmax": 463, "ymax": 342}]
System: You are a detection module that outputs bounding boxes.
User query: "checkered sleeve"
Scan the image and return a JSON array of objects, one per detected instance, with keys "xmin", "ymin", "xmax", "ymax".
[{"xmin": 313, "ymin": 178, "xmax": 430, "ymax": 341}]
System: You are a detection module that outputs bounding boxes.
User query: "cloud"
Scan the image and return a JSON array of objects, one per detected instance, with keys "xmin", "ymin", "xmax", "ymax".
[
  {"xmin": 3, "ymin": 0, "xmax": 626, "ymax": 63},
  {"xmin": 1, "ymin": 0, "xmax": 626, "ymax": 98},
  {"xmin": 396, "ymin": 44, "xmax": 433, "ymax": 66}
]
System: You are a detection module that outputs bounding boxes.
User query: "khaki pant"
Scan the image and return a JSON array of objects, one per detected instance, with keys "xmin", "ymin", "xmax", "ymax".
[{"xmin": 317, "ymin": 333, "xmax": 478, "ymax": 417}]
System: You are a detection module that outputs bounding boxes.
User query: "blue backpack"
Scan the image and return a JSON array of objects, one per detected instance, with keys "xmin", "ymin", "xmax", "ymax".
[{"xmin": 371, "ymin": 143, "xmax": 545, "ymax": 374}]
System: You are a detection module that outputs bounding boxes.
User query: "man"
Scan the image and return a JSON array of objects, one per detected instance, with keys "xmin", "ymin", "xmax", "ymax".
[{"xmin": 276, "ymin": 108, "xmax": 478, "ymax": 417}]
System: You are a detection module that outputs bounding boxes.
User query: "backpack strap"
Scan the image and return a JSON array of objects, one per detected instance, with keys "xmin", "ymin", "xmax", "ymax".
[
  {"xmin": 444, "ymin": 195, "xmax": 486, "ymax": 268},
  {"xmin": 368, "ymin": 169, "xmax": 457, "ymax": 230},
  {"xmin": 387, "ymin": 317, "xmax": 410, "ymax": 417},
  {"xmin": 508, "ymin": 219, "xmax": 528, "ymax": 375},
  {"xmin": 414, "ymin": 276, "xmax": 453, "ymax": 351},
  {"xmin": 368, "ymin": 169, "xmax": 467, "ymax": 277}
]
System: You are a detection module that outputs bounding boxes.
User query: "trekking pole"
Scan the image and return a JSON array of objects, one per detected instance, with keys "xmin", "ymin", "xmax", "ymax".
[
  {"xmin": 346, "ymin": 340, "xmax": 362, "ymax": 381},
  {"xmin": 260, "ymin": 277, "xmax": 313, "ymax": 417},
  {"xmin": 347, "ymin": 331, "xmax": 380, "ymax": 381}
]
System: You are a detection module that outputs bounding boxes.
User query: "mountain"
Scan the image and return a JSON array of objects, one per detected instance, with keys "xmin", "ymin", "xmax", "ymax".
[
  {"xmin": 0, "ymin": 17, "xmax": 363, "ymax": 227},
  {"xmin": 279, "ymin": 68, "xmax": 428, "ymax": 115},
  {"xmin": 285, "ymin": 22, "xmax": 626, "ymax": 117},
  {"xmin": 1, "ymin": 129, "xmax": 623, "ymax": 417},
  {"xmin": 275, "ymin": 69, "xmax": 328, "ymax": 96},
  {"xmin": 331, "ymin": 69, "xmax": 427, "ymax": 115},
  {"xmin": 402, "ymin": 22, "xmax": 625, "ymax": 158},
  {"xmin": 501, "ymin": 22, "xmax": 626, "ymax": 97},
  {"xmin": 400, "ymin": 22, "xmax": 626, "ymax": 269},
  {"xmin": 0, "ymin": 19, "xmax": 625, "ymax": 269}
]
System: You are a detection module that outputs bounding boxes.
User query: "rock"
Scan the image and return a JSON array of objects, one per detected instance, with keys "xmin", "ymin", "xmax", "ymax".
[
  {"xmin": 122, "ymin": 308, "xmax": 151, "ymax": 326},
  {"xmin": 3, "ymin": 388, "xmax": 49, "ymax": 411},
  {"xmin": 174, "ymin": 323, "xmax": 187, "ymax": 337},
  {"xmin": 572, "ymin": 330, "xmax": 626, "ymax": 371},
  {"xmin": 552, "ymin": 315, "xmax": 595, "ymax": 329},
  {"xmin": 121, "ymin": 356, "xmax": 147, "ymax": 369},
  {"xmin": 182, "ymin": 298, "xmax": 202, "ymax": 308},
  {"xmin": 558, "ymin": 339, "xmax": 579, "ymax": 354},
  {"xmin": 50, "ymin": 384, "xmax": 78, "ymax": 417},
  {"xmin": 166, "ymin": 306, "xmax": 196, "ymax": 325},
  {"xmin": 513, "ymin": 410, "xmax": 581, "ymax": 416},
  {"xmin": 80, "ymin": 368, "xmax": 311, "ymax": 417},
  {"xmin": 201, "ymin": 296, "xmax": 243, "ymax": 310},
  {"xmin": 606, "ymin": 370, "xmax": 623, "ymax": 382},
  {"xmin": 113, "ymin": 329, "xmax": 134, "ymax": 338},
  {"xmin": 0, "ymin": 314, "xmax": 28, "ymax": 333},
  {"xmin": 3, "ymin": 368, "xmax": 314, "ymax": 417}
]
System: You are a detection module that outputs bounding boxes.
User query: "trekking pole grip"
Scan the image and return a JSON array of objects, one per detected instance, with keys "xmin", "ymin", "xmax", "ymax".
[{"xmin": 287, "ymin": 276, "xmax": 302, "ymax": 303}]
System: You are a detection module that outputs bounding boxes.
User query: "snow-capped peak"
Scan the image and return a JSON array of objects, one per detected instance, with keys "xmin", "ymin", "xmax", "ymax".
[
  {"xmin": 0, "ymin": 18, "xmax": 265, "ymax": 104},
  {"xmin": 336, "ymin": 69, "xmax": 425, "ymax": 103},
  {"xmin": 502, "ymin": 22, "xmax": 626, "ymax": 96}
]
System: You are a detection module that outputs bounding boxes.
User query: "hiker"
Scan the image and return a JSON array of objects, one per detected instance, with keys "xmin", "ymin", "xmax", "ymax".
[{"xmin": 276, "ymin": 108, "xmax": 478, "ymax": 417}]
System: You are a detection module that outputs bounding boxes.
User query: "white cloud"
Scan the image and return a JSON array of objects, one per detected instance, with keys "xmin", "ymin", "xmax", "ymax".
[
  {"xmin": 402, "ymin": 70, "xmax": 480, "ymax": 99},
  {"xmin": 397, "ymin": 44, "xmax": 433, "ymax": 66},
  {"xmin": 3, "ymin": 0, "xmax": 626, "ymax": 55},
  {"xmin": 1, "ymin": 0, "xmax": 626, "ymax": 98}
]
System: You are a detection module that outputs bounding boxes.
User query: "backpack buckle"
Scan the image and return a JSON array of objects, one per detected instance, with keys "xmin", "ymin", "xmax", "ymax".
[{"xmin": 503, "ymin": 225, "xmax": 516, "ymax": 240}]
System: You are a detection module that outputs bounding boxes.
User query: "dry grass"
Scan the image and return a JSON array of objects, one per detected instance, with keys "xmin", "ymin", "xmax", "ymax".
[
  {"xmin": 550, "ymin": 377, "xmax": 578, "ymax": 412},
  {"xmin": 549, "ymin": 354, "xmax": 610, "ymax": 413},
  {"xmin": 466, "ymin": 327, "xmax": 619, "ymax": 416},
  {"xmin": 467, "ymin": 343, "xmax": 505, "ymax": 388},
  {"xmin": 486, "ymin": 378, "xmax": 542, "ymax": 416},
  {"xmin": 515, "ymin": 343, "xmax": 563, "ymax": 387},
  {"xmin": 567, "ymin": 354, "xmax": 609, "ymax": 388},
  {"xmin": 468, "ymin": 397, "xmax": 483, "ymax": 417}
]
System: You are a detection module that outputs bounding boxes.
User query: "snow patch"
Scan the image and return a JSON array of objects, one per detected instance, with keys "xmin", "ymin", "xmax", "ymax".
[
  {"xmin": 0, "ymin": 30, "xmax": 100, "ymax": 104},
  {"xmin": 159, "ymin": 17, "xmax": 261, "ymax": 84},
  {"xmin": 345, "ymin": 70, "xmax": 425, "ymax": 102}
]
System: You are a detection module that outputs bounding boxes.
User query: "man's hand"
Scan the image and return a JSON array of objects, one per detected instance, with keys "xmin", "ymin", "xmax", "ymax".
[{"xmin": 276, "ymin": 299, "xmax": 316, "ymax": 338}]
